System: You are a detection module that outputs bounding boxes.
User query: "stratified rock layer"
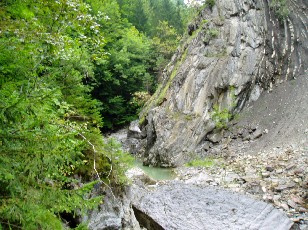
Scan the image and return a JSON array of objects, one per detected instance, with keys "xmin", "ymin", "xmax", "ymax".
[
  {"xmin": 131, "ymin": 182, "xmax": 294, "ymax": 230},
  {"xmin": 140, "ymin": 0, "xmax": 308, "ymax": 166}
]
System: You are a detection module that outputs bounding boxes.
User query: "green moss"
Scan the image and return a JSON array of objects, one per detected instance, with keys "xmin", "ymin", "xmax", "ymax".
[
  {"xmin": 139, "ymin": 84, "xmax": 162, "ymax": 125},
  {"xmin": 156, "ymin": 48, "xmax": 188, "ymax": 105},
  {"xmin": 270, "ymin": 0, "xmax": 289, "ymax": 20},
  {"xmin": 201, "ymin": 19, "xmax": 209, "ymax": 25},
  {"xmin": 229, "ymin": 85, "xmax": 238, "ymax": 108},
  {"xmin": 211, "ymin": 104, "xmax": 232, "ymax": 129},
  {"xmin": 184, "ymin": 114, "xmax": 194, "ymax": 121},
  {"xmin": 203, "ymin": 28, "xmax": 220, "ymax": 45},
  {"xmin": 185, "ymin": 157, "xmax": 215, "ymax": 167},
  {"xmin": 208, "ymin": 29, "xmax": 219, "ymax": 38},
  {"xmin": 205, "ymin": 0, "xmax": 216, "ymax": 9},
  {"xmin": 139, "ymin": 48, "xmax": 188, "ymax": 125}
]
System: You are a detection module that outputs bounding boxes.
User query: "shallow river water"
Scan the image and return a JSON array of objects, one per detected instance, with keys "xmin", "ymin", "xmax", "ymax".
[{"xmin": 134, "ymin": 159, "xmax": 176, "ymax": 180}]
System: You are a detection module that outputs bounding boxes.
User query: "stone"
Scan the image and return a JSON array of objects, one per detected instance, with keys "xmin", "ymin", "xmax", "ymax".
[
  {"xmin": 281, "ymin": 203, "xmax": 290, "ymax": 211},
  {"xmin": 266, "ymin": 166, "xmax": 275, "ymax": 172},
  {"xmin": 87, "ymin": 188, "xmax": 141, "ymax": 230},
  {"xmin": 276, "ymin": 169, "xmax": 284, "ymax": 174},
  {"xmin": 131, "ymin": 182, "xmax": 293, "ymax": 230},
  {"xmin": 291, "ymin": 195, "xmax": 304, "ymax": 205},
  {"xmin": 207, "ymin": 131, "xmax": 223, "ymax": 143},
  {"xmin": 287, "ymin": 200, "xmax": 298, "ymax": 209},
  {"xmin": 275, "ymin": 182, "xmax": 296, "ymax": 192},
  {"xmin": 184, "ymin": 172, "xmax": 214, "ymax": 184},
  {"xmin": 127, "ymin": 120, "xmax": 146, "ymax": 139},
  {"xmin": 293, "ymin": 178, "xmax": 300, "ymax": 183},
  {"xmin": 246, "ymin": 182, "xmax": 264, "ymax": 195},
  {"xmin": 286, "ymin": 164, "xmax": 296, "ymax": 170},
  {"xmin": 262, "ymin": 172, "xmax": 270, "ymax": 178},
  {"xmin": 224, "ymin": 171, "xmax": 240, "ymax": 182}
]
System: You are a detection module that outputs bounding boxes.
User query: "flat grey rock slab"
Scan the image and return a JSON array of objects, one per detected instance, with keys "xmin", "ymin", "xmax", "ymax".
[{"xmin": 132, "ymin": 183, "xmax": 293, "ymax": 230}]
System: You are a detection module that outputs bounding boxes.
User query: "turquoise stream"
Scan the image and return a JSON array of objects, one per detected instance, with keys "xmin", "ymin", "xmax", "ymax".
[{"xmin": 134, "ymin": 159, "xmax": 176, "ymax": 180}]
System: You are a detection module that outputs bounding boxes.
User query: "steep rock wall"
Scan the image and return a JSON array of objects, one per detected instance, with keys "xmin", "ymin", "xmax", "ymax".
[{"xmin": 140, "ymin": 0, "xmax": 307, "ymax": 166}]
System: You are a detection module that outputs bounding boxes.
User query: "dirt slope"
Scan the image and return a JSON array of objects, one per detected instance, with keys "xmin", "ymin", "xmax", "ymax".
[{"xmin": 237, "ymin": 74, "xmax": 308, "ymax": 154}]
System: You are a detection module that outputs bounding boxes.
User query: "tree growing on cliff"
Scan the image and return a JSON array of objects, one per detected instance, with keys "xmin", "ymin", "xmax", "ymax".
[{"xmin": 270, "ymin": 0, "xmax": 289, "ymax": 20}]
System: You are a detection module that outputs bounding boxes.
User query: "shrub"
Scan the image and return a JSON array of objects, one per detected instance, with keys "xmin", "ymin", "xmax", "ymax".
[
  {"xmin": 211, "ymin": 105, "xmax": 232, "ymax": 129},
  {"xmin": 270, "ymin": 0, "xmax": 289, "ymax": 20},
  {"xmin": 206, "ymin": 0, "xmax": 216, "ymax": 9}
]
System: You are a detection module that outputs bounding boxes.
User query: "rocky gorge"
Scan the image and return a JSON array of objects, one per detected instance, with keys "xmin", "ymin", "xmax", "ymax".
[
  {"xmin": 87, "ymin": 0, "xmax": 307, "ymax": 229},
  {"xmin": 138, "ymin": 0, "xmax": 307, "ymax": 167}
]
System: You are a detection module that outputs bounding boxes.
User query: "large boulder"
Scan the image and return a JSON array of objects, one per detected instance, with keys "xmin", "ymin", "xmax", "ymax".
[{"xmin": 131, "ymin": 182, "xmax": 294, "ymax": 230}]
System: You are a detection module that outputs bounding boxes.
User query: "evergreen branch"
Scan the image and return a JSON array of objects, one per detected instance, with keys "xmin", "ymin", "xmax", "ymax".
[{"xmin": 0, "ymin": 221, "xmax": 23, "ymax": 229}]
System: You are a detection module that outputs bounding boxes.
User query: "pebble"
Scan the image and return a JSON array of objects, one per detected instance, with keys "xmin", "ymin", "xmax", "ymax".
[
  {"xmin": 262, "ymin": 172, "xmax": 270, "ymax": 178},
  {"xmin": 276, "ymin": 169, "xmax": 283, "ymax": 174},
  {"xmin": 281, "ymin": 203, "xmax": 290, "ymax": 211},
  {"xmin": 291, "ymin": 195, "xmax": 304, "ymax": 205},
  {"xmin": 176, "ymin": 146, "xmax": 308, "ymax": 226},
  {"xmin": 287, "ymin": 200, "xmax": 298, "ymax": 209},
  {"xmin": 265, "ymin": 166, "xmax": 275, "ymax": 172}
]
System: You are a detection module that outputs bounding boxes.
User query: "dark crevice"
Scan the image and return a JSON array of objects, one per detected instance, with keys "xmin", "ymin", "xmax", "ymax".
[
  {"xmin": 132, "ymin": 206, "xmax": 165, "ymax": 230},
  {"xmin": 60, "ymin": 211, "xmax": 80, "ymax": 228}
]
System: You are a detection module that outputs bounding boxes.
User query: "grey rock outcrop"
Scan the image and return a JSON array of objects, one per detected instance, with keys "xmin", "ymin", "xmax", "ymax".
[
  {"xmin": 87, "ymin": 168, "xmax": 294, "ymax": 230},
  {"xmin": 87, "ymin": 188, "xmax": 142, "ymax": 230},
  {"xmin": 139, "ymin": 0, "xmax": 308, "ymax": 166},
  {"xmin": 131, "ymin": 182, "xmax": 294, "ymax": 230}
]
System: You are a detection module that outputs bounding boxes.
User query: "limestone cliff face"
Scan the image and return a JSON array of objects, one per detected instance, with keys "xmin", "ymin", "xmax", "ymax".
[{"xmin": 140, "ymin": 0, "xmax": 308, "ymax": 167}]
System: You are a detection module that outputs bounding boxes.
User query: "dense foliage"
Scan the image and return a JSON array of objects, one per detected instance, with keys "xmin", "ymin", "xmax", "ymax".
[
  {"xmin": 0, "ymin": 0, "xmax": 192, "ymax": 228},
  {"xmin": 0, "ymin": 0, "xmax": 133, "ymax": 228},
  {"xmin": 90, "ymin": 0, "xmax": 191, "ymax": 130}
]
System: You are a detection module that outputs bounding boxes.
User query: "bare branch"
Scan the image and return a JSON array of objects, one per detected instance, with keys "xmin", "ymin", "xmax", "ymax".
[{"xmin": 77, "ymin": 132, "xmax": 115, "ymax": 200}]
